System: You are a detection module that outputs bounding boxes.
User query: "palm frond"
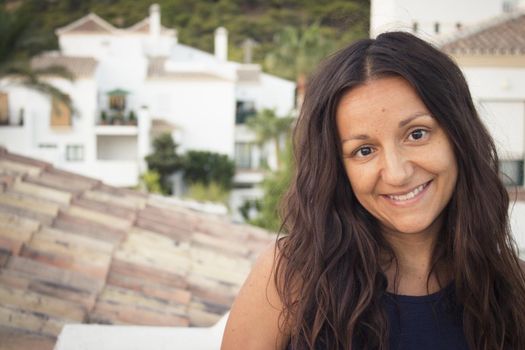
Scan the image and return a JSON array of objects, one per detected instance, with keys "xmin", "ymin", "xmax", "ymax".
[{"xmin": 32, "ymin": 65, "xmax": 75, "ymax": 81}]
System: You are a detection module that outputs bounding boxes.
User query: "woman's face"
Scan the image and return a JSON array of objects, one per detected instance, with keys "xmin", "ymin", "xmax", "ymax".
[{"xmin": 336, "ymin": 76, "xmax": 458, "ymax": 237}]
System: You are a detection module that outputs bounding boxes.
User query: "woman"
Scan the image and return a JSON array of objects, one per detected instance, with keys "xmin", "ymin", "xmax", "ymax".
[{"xmin": 222, "ymin": 32, "xmax": 525, "ymax": 349}]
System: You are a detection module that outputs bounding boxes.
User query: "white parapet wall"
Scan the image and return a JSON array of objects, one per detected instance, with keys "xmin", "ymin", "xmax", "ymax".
[{"xmin": 54, "ymin": 312, "xmax": 229, "ymax": 350}]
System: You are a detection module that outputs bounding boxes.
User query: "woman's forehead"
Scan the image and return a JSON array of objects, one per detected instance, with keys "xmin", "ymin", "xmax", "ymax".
[{"xmin": 336, "ymin": 77, "xmax": 430, "ymax": 130}]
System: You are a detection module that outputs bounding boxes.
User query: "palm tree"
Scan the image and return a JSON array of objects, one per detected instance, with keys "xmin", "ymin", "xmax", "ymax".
[
  {"xmin": 246, "ymin": 108, "xmax": 294, "ymax": 171},
  {"xmin": 0, "ymin": 7, "xmax": 74, "ymax": 113},
  {"xmin": 264, "ymin": 23, "xmax": 335, "ymax": 109}
]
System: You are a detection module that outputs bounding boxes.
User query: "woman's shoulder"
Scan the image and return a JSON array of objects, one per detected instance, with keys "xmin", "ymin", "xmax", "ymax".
[{"xmin": 221, "ymin": 241, "xmax": 288, "ymax": 349}]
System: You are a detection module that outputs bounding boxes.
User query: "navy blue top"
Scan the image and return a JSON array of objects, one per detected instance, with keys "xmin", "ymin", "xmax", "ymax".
[
  {"xmin": 286, "ymin": 283, "xmax": 469, "ymax": 349},
  {"xmin": 384, "ymin": 283, "xmax": 469, "ymax": 350}
]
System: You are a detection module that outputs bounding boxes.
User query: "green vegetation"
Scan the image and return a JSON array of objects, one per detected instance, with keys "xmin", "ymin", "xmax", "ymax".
[
  {"xmin": 0, "ymin": 4, "xmax": 73, "ymax": 113},
  {"xmin": 182, "ymin": 150, "xmax": 235, "ymax": 190},
  {"xmin": 246, "ymin": 108, "xmax": 293, "ymax": 170},
  {"xmin": 242, "ymin": 108, "xmax": 294, "ymax": 231},
  {"xmin": 139, "ymin": 170, "xmax": 163, "ymax": 194},
  {"xmin": 144, "ymin": 134, "xmax": 235, "ymax": 202},
  {"xmin": 186, "ymin": 181, "xmax": 230, "ymax": 204},
  {"xmin": 2, "ymin": 0, "xmax": 370, "ymax": 79},
  {"xmin": 144, "ymin": 133, "xmax": 184, "ymax": 194},
  {"xmin": 247, "ymin": 138, "xmax": 293, "ymax": 232}
]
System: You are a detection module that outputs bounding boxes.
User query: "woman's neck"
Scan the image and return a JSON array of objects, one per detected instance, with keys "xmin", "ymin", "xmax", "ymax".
[{"xmin": 380, "ymin": 223, "xmax": 450, "ymax": 295}]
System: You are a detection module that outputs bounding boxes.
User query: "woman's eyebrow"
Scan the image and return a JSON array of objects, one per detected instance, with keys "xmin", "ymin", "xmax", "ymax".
[
  {"xmin": 341, "ymin": 112, "xmax": 432, "ymax": 144},
  {"xmin": 398, "ymin": 112, "xmax": 432, "ymax": 128}
]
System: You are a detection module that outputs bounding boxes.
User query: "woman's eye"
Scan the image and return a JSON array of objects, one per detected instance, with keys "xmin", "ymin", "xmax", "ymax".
[
  {"xmin": 408, "ymin": 129, "xmax": 428, "ymax": 141},
  {"xmin": 355, "ymin": 146, "xmax": 373, "ymax": 157}
]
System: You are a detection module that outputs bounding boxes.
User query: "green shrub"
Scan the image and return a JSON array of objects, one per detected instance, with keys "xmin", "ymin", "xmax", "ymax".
[
  {"xmin": 186, "ymin": 181, "xmax": 229, "ymax": 204},
  {"xmin": 182, "ymin": 150, "xmax": 235, "ymax": 190},
  {"xmin": 139, "ymin": 170, "xmax": 163, "ymax": 194}
]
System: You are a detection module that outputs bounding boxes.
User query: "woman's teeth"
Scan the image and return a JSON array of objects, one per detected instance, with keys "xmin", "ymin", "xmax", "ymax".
[{"xmin": 388, "ymin": 182, "xmax": 428, "ymax": 201}]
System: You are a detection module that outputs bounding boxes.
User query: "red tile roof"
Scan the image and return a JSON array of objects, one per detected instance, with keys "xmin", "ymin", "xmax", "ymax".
[
  {"xmin": 0, "ymin": 146, "xmax": 272, "ymax": 346},
  {"xmin": 31, "ymin": 55, "xmax": 98, "ymax": 78},
  {"xmin": 441, "ymin": 12, "xmax": 525, "ymax": 55}
]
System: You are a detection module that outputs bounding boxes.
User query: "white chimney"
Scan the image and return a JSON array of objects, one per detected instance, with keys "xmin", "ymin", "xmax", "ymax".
[
  {"xmin": 214, "ymin": 27, "xmax": 228, "ymax": 61},
  {"xmin": 150, "ymin": 4, "xmax": 161, "ymax": 38}
]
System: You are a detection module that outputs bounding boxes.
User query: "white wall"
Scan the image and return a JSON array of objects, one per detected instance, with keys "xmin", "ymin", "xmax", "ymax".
[
  {"xmin": 236, "ymin": 73, "xmax": 295, "ymax": 117},
  {"xmin": 55, "ymin": 313, "xmax": 229, "ymax": 350},
  {"xmin": 144, "ymin": 79, "xmax": 236, "ymax": 157},
  {"xmin": 509, "ymin": 201, "xmax": 525, "ymax": 257},
  {"xmin": 0, "ymin": 76, "xmax": 97, "ymax": 164},
  {"xmin": 370, "ymin": 0, "xmax": 512, "ymax": 38},
  {"xmin": 461, "ymin": 67, "xmax": 525, "ymax": 160},
  {"xmin": 97, "ymin": 135, "xmax": 138, "ymax": 161}
]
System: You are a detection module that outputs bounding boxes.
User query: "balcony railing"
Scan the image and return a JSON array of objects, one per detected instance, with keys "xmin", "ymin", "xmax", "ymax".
[{"xmin": 97, "ymin": 110, "xmax": 137, "ymax": 126}]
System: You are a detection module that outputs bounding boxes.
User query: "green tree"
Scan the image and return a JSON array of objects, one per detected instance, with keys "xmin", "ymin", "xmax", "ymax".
[
  {"xmin": 0, "ymin": 6, "xmax": 74, "ymax": 113},
  {"xmin": 145, "ymin": 133, "xmax": 183, "ymax": 194},
  {"xmin": 264, "ymin": 22, "xmax": 334, "ymax": 81},
  {"xmin": 246, "ymin": 108, "xmax": 294, "ymax": 170},
  {"xmin": 182, "ymin": 150, "xmax": 235, "ymax": 190}
]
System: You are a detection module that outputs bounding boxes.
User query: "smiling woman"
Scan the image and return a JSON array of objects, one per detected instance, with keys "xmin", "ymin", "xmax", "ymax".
[
  {"xmin": 337, "ymin": 77, "xmax": 458, "ymax": 241},
  {"xmin": 222, "ymin": 32, "xmax": 525, "ymax": 350}
]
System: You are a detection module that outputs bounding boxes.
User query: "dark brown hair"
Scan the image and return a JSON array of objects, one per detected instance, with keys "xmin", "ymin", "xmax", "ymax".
[{"xmin": 276, "ymin": 31, "xmax": 525, "ymax": 349}]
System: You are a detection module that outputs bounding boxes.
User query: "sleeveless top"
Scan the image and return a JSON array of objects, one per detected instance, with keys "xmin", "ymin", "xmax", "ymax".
[
  {"xmin": 384, "ymin": 282, "xmax": 469, "ymax": 350},
  {"xmin": 286, "ymin": 282, "xmax": 469, "ymax": 349}
]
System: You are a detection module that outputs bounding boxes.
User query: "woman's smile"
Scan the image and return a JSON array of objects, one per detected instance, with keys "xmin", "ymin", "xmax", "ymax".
[{"xmin": 381, "ymin": 179, "xmax": 432, "ymax": 206}]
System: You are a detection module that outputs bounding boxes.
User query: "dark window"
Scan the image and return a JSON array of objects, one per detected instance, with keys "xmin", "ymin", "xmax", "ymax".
[
  {"xmin": 412, "ymin": 22, "xmax": 419, "ymax": 33},
  {"xmin": 503, "ymin": 1, "xmax": 516, "ymax": 12},
  {"xmin": 236, "ymin": 100, "xmax": 256, "ymax": 124},
  {"xmin": 109, "ymin": 94, "xmax": 126, "ymax": 111},
  {"xmin": 434, "ymin": 22, "xmax": 440, "ymax": 34},
  {"xmin": 500, "ymin": 160, "xmax": 524, "ymax": 186}
]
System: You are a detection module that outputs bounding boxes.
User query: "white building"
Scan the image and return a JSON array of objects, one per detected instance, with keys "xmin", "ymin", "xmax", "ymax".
[
  {"xmin": 371, "ymin": 0, "xmax": 525, "ymax": 254},
  {"xmin": 0, "ymin": 4, "xmax": 295, "ymax": 221},
  {"xmin": 371, "ymin": 0, "xmax": 525, "ymax": 39}
]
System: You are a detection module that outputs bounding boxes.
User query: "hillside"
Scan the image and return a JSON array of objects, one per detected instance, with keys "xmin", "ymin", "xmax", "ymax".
[{"xmin": 3, "ymin": 0, "xmax": 370, "ymax": 78}]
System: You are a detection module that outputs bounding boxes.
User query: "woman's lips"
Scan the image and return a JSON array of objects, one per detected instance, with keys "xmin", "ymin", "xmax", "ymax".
[{"xmin": 382, "ymin": 180, "xmax": 432, "ymax": 205}]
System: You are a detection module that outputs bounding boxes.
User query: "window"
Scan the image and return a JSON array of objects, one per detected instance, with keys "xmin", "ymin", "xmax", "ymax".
[
  {"xmin": 455, "ymin": 22, "xmax": 463, "ymax": 30},
  {"xmin": 235, "ymin": 142, "xmax": 253, "ymax": 169},
  {"xmin": 412, "ymin": 22, "xmax": 419, "ymax": 33},
  {"xmin": 51, "ymin": 96, "xmax": 71, "ymax": 127},
  {"xmin": 66, "ymin": 144, "xmax": 84, "ymax": 162},
  {"xmin": 434, "ymin": 22, "xmax": 440, "ymax": 34},
  {"xmin": 236, "ymin": 100, "xmax": 256, "ymax": 124},
  {"xmin": 109, "ymin": 94, "xmax": 126, "ymax": 111},
  {"xmin": 503, "ymin": 0, "xmax": 517, "ymax": 12},
  {"xmin": 500, "ymin": 160, "xmax": 524, "ymax": 186},
  {"xmin": 0, "ymin": 92, "xmax": 8, "ymax": 125},
  {"xmin": 38, "ymin": 143, "xmax": 58, "ymax": 149}
]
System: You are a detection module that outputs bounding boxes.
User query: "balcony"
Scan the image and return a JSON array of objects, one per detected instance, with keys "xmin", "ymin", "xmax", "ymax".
[{"xmin": 95, "ymin": 109, "xmax": 139, "ymax": 135}]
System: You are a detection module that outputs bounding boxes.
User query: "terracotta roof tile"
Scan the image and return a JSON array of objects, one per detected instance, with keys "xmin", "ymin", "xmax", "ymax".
[
  {"xmin": 31, "ymin": 55, "xmax": 98, "ymax": 78},
  {"xmin": 53, "ymin": 212, "xmax": 126, "ymax": 245},
  {"xmin": 0, "ymin": 304, "xmax": 65, "ymax": 337},
  {"xmin": 147, "ymin": 57, "xmax": 229, "ymax": 80},
  {"xmin": 13, "ymin": 178, "xmax": 72, "ymax": 205},
  {"xmin": 0, "ymin": 327, "xmax": 55, "ymax": 350},
  {"xmin": 6, "ymin": 256, "xmax": 105, "ymax": 294},
  {"xmin": 0, "ymin": 284, "xmax": 86, "ymax": 322},
  {"xmin": 0, "ymin": 148, "xmax": 273, "ymax": 346},
  {"xmin": 441, "ymin": 12, "xmax": 525, "ymax": 55}
]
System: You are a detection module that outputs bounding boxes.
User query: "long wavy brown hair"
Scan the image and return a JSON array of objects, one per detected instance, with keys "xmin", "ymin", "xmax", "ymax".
[{"xmin": 275, "ymin": 31, "xmax": 525, "ymax": 349}]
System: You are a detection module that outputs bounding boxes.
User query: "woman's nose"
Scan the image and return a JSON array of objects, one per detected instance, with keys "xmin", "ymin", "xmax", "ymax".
[{"xmin": 380, "ymin": 147, "xmax": 414, "ymax": 186}]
